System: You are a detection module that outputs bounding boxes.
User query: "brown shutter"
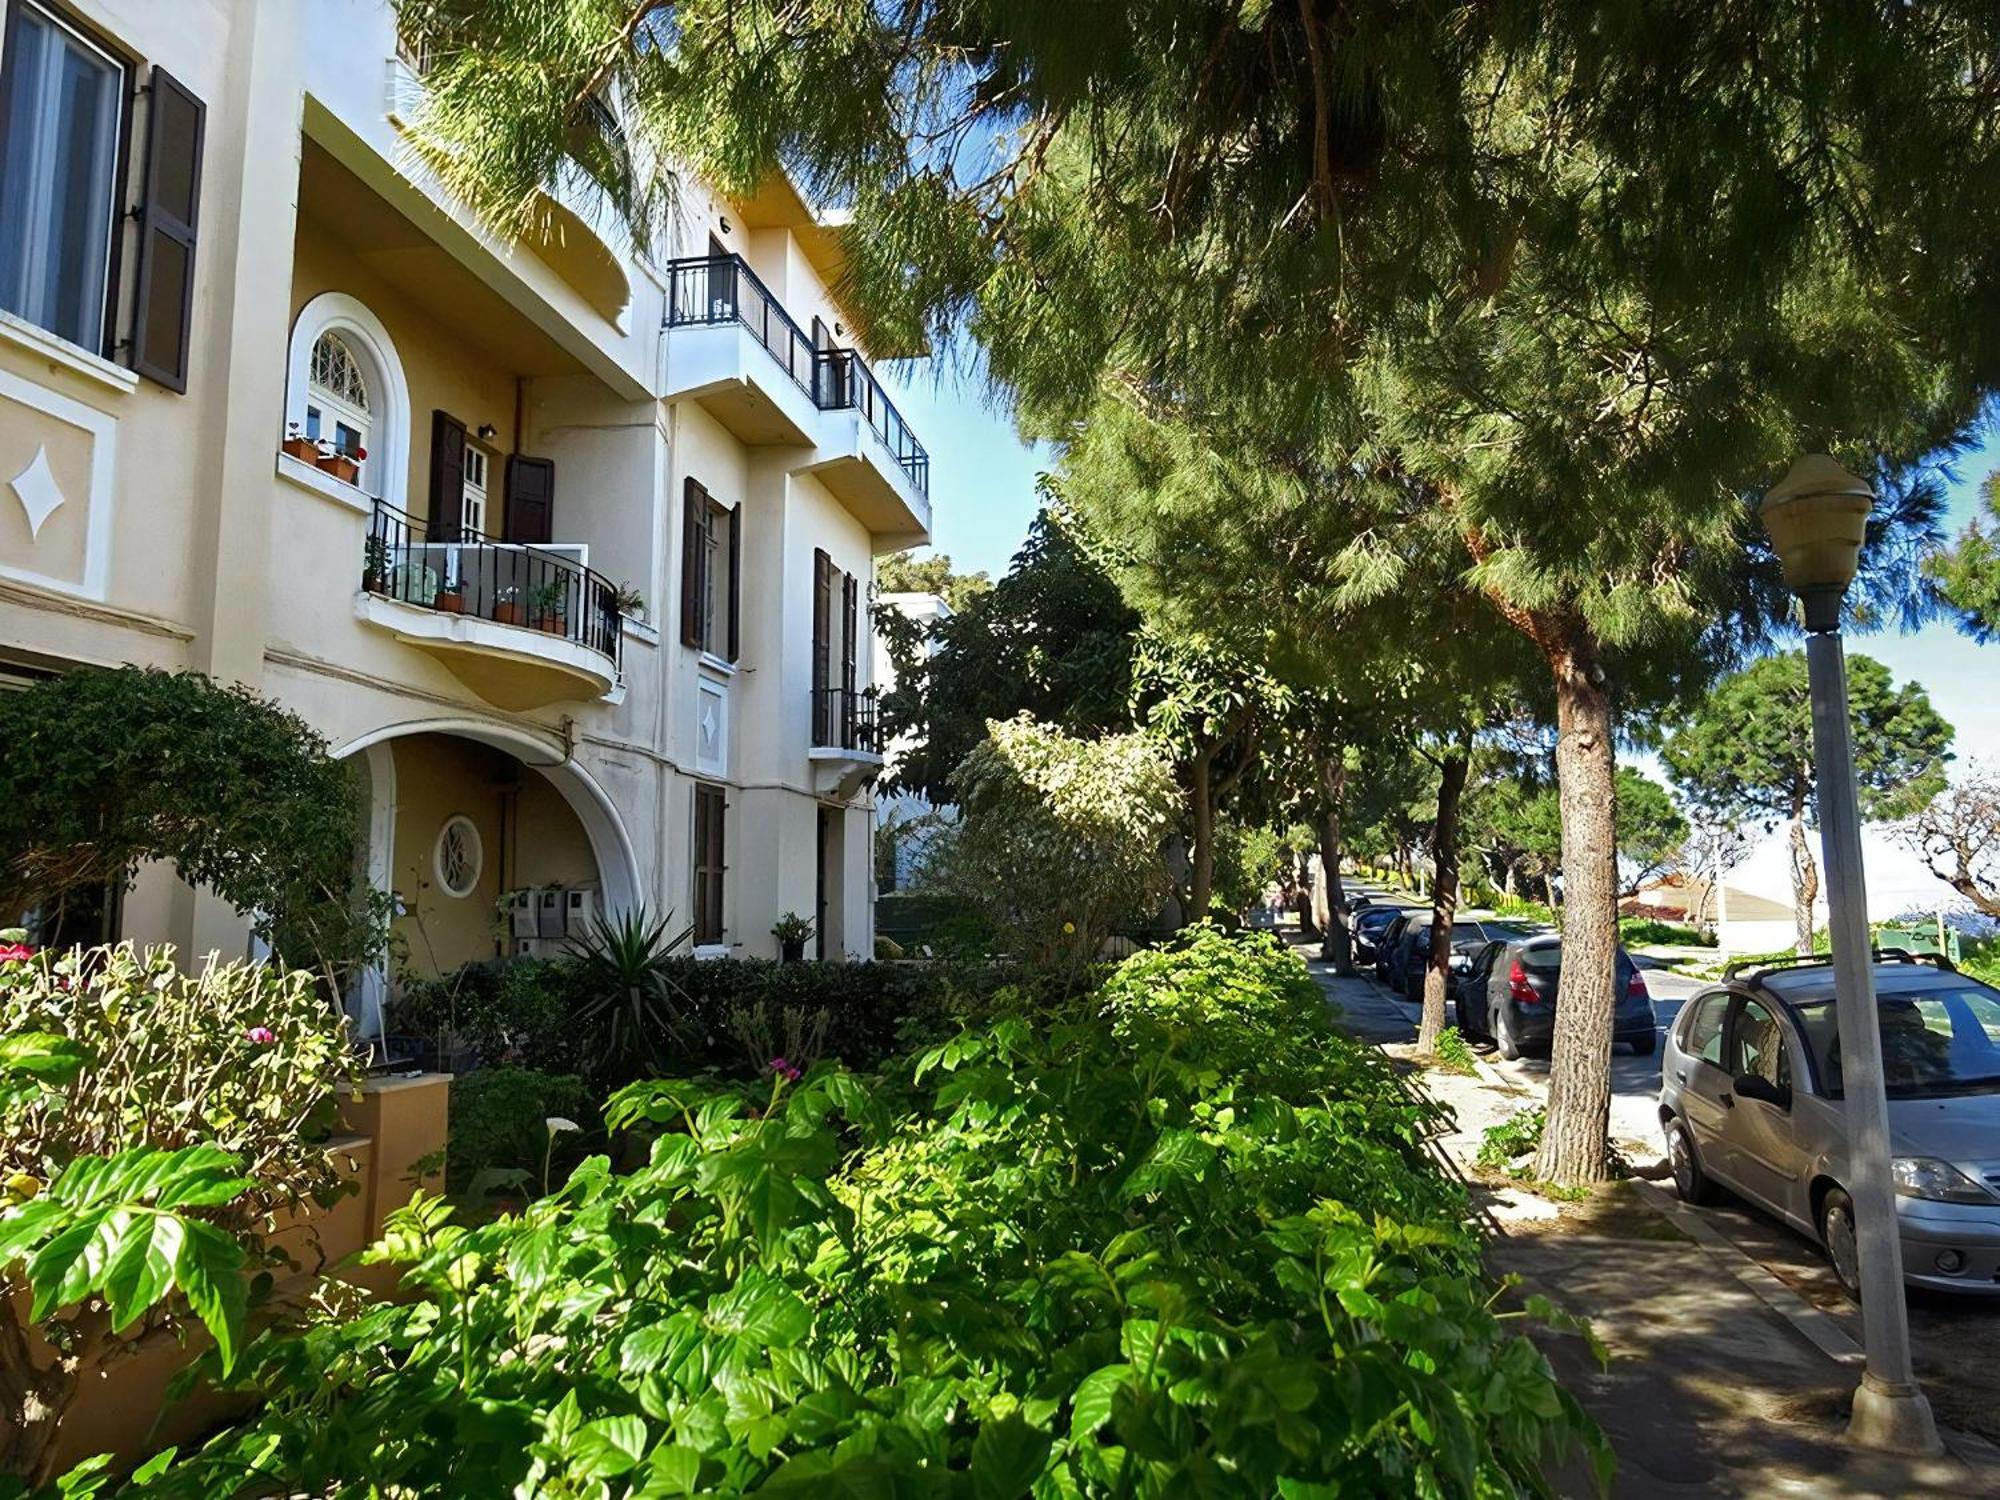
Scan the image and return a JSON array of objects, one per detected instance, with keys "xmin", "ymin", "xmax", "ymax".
[
  {"xmin": 428, "ymin": 411, "xmax": 467, "ymax": 540},
  {"xmin": 680, "ymin": 477, "xmax": 707, "ymax": 648},
  {"xmin": 130, "ymin": 67, "xmax": 205, "ymax": 391},
  {"xmin": 726, "ymin": 502, "xmax": 742, "ymax": 662},
  {"xmin": 812, "ymin": 550, "xmax": 832, "ymax": 743},
  {"xmin": 842, "ymin": 571, "xmax": 858, "ymax": 698},
  {"xmin": 504, "ymin": 454, "xmax": 555, "ymax": 543}
]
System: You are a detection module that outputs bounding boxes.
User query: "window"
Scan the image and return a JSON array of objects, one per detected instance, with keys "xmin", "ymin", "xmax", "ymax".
[
  {"xmin": 1683, "ymin": 993, "xmax": 1728, "ymax": 1066},
  {"xmin": 0, "ymin": 1, "xmax": 128, "ymax": 352},
  {"xmin": 432, "ymin": 814, "xmax": 483, "ymax": 898},
  {"xmin": 811, "ymin": 550, "xmax": 862, "ymax": 745},
  {"xmin": 692, "ymin": 783, "xmax": 726, "ymax": 946},
  {"xmin": 462, "ymin": 443, "xmax": 488, "ymax": 535},
  {"xmin": 1731, "ymin": 1000, "xmax": 1788, "ymax": 1087},
  {"xmin": 679, "ymin": 477, "xmax": 738, "ymax": 658},
  {"xmin": 306, "ymin": 331, "xmax": 371, "ymax": 460}
]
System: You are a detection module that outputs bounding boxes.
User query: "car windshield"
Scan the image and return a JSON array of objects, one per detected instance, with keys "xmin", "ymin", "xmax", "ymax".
[
  {"xmin": 1514, "ymin": 941, "xmax": 1633, "ymax": 976},
  {"xmin": 1791, "ymin": 985, "xmax": 2000, "ymax": 1098}
]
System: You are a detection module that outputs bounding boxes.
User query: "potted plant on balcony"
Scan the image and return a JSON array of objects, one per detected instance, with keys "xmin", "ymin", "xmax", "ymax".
[
  {"xmin": 492, "ymin": 586, "xmax": 525, "ymax": 627},
  {"xmin": 362, "ymin": 534, "xmax": 391, "ymax": 594},
  {"xmin": 771, "ymin": 911, "xmax": 814, "ymax": 963},
  {"xmin": 314, "ymin": 438, "xmax": 364, "ymax": 486},
  {"xmin": 531, "ymin": 579, "xmax": 569, "ymax": 635},
  {"xmin": 433, "ymin": 574, "xmax": 465, "ymax": 614},
  {"xmin": 282, "ymin": 421, "xmax": 320, "ymax": 463},
  {"xmin": 614, "ymin": 582, "xmax": 647, "ymax": 623}
]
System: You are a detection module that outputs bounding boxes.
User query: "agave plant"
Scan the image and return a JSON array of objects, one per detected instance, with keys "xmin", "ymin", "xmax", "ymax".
[{"xmin": 563, "ymin": 906, "xmax": 695, "ymax": 1080}]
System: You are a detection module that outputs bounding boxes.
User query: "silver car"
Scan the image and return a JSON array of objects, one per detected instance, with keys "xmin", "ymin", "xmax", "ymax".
[{"xmin": 1658, "ymin": 952, "xmax": 2000, "ymax": 1297}]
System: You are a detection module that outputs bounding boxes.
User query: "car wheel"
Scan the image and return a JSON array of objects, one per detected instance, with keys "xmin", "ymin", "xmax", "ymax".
[
  {"xmin": 1819, "ymin": 1187, "xmax": 1864, "ymax": 1301},
  {"xmin": 1665, "ymin": 1115, "xmax": 1719, "ymax": 1205},
  {"xmin": 1494, "ymin": 1003, "xmax": 1521, "ymax": 1061},
  {"xmin": 1630, "ymin": 1029, "xmax": 1657, "ymax": 1057}
]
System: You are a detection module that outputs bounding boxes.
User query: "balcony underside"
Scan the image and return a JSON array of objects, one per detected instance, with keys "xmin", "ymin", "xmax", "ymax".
[
  {"xmin": 664, "ymin": 324, "xmax": 818, "ymax": 446},
  {"xmin": 809, "ymin": 745, "xmax": 886, "ymax": 799},
  {"xmin": 356, "ymin": 593, "xmax": 619, "ymax": 710},
  {"xmin": 800, "ymin": 416, "xmax": 931, "ymax": 549}
]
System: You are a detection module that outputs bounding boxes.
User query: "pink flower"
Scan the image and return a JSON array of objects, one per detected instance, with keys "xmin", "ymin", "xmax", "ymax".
[
  {"xmin": 246, "ymin": 1026, "xmax": 277, "ymax": 1045},
  {"xmin": 769, "ymin": 1056, "xmax": 801, "ymax": 1083},
  {"xmin": 0, "ymin": 943, "xmax": 36, "ymax": 963}
]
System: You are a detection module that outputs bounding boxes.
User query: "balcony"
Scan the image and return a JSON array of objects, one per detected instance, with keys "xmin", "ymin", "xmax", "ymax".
[
  {"xmin": 808, "ymin": 685, "xmax": 885, "ymax": 796},
  {"xmin": 803, "ymin": 349, "xmax": 933, "ymax": 547},
  {"xmin": 661, "ymin": 255, "xmax": 822, "ymax": 445},
  {"xmin": 355, "ymin": 501, "xmax": 622, "ymax": 710}
]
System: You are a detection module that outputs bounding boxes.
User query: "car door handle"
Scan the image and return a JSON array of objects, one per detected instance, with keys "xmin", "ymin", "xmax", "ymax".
[
  {"xmin": 1719, "ymin": 1092, "xmax": 1734, "ymax": 1109},
  {"xmin": 1674, "ymin": 1069, "xmax": 1689, "ymax": 1084}
]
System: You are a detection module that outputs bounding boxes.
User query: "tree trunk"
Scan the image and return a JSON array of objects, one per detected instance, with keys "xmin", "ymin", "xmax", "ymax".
[
  {"xmin": 2, "ymin": 1306, "xmax": 106, "ymax": 1486},
  {"xmin": 1294, "ymin": 852, "xmax": 1322, "ymax": 939},
  {"xmin": 1416, "ymin": 738, "xmax": 1470, "ymax": 1053},
  {"xmin": 1188, "ymin": 749, "xmax": 1215, "ymax": 922},
  {"xmin": 1534, "ymin": 640, "xmax": 1620, "ymax": 1187},
  {"xmin": 1787, "ymin": 805, "xmax": 1819, "ymax": 955},
  {"xmin": 1318, "ymin": 755, "xmax": 1353, "ymax": 971}
]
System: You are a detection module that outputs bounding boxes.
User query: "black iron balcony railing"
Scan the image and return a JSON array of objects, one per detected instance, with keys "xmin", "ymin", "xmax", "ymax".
[
  {"xmin": 663, "ymin": 253, "xmax": 818, "ymax": 397},
  {"xmin": 810, "ymin": 685, "xmax": 882, "ymax": 754},
  {"xmin": 814, "ymin": 348, "xmax": 929, "ymax": 498},
  {"xmin": 362, "ymin": 500, "xmax": 623, "ymax": 667},
  {"xmin": 664, "ymin": 253, "xmax": 929, "ymax": 498}
]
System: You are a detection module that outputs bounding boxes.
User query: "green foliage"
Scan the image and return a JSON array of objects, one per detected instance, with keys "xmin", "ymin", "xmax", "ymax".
[
  {"xmin": 879, "ymin": 502, "xmax": 1142, "ymax": 805},
  {"xmin": 1432, "ymin": 1027, "xmax": 1480, "ymax": 1077},
  {"xmin": 1477, "ymin": 1109, "xmax": 1548, "ymax": 1173},
  {"xmin": 943, "ymin": 714, "xmax": 1179, "ymax": 966},
  {"xmin": 563, "ymin": 906, "xmax": 697, "ymax": 1081},
  {"xmin": 122, "ymin": 928, "xmax": 1604, "ymax": 1496},
  {"xmin": 445, "ymin": 1067, "xmax": 592, "ymax": 1199},
  {"xmin": 1210, "ymin": 822, "xmax": 1284, "ymax": 919},
  {"xmin": 1663, "ymin": 652, "xmax": 1953, "ymax": 828},
  {"xmin": 0, "ymin": 668, "xmax": 383, "ymax": 982},
  {"xmin": 0, "ymin": 947, "xmax": 355, "ymax": 1483},
  {"xmin": 1612, "ymin": 769, "xmax": 1687, "ymax": 895},
  {"xmin": 1489, "ymin": 895, "xmax": 1557, "ymax": 926},
  {"xmin": 1617, "ymin": 919, "xmax": 1715, "ymax": 949},
  {"xmin": 873, "ymin": 550, "xmax": 993, "ymax": 613},
  {"xmin": 1929, "ymin": 480, "xmax": 2000, "ymax": 641}
]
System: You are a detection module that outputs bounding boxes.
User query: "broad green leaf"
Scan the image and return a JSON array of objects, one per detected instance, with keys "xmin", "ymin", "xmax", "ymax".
[
  {"xmin": 103, "ymin": 1209, "xmax": 186, "ymax": 1331},
  {"xmin": 569, "ymin": 1414, "xmax": 650, "ymax": 1478},
  {"xmin": 971, "ymin": 1414, "xmax": 1051, "ymax": 1500},
  {"xmin": 1069, "ymin": 1363, "xmax": 1132, "ymax": 1441},
  {"xmin": 174, "ymin": 1219, "xmax": 247, "ymax": 1372}
]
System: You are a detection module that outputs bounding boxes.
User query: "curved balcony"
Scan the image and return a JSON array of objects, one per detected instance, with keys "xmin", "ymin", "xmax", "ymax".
[{"xmin": 356, "ymin": 501, "xmax": 622, "ymax": 710}]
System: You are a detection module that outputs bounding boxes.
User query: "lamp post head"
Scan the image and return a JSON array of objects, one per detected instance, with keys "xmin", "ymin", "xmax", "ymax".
[{"xmin": 1761, "ymin": 455, "xmax": 1873, "ymax": 630}]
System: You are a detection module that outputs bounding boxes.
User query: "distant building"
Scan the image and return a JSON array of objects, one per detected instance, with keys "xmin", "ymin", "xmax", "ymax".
[{"xmin": 871, "ymin": 591, "xmax": 956, "ymax": 892}]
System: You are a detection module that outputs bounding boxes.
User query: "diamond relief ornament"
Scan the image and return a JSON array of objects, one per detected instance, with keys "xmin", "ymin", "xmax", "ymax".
[
  {"xmin": 8, "ymin": 445, "xmax": 67, "ymax": 541},
  {"xmin": 700, "ymin": 700, "xmax": 718, "ymax": 746}
]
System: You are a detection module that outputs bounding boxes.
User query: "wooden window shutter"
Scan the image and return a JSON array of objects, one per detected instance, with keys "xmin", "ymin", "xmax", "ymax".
[
  {"xmin": 841, "ymin": 572, "xmax": 858, "ymax": 698},
  {"xmin": 428, "ymin": 410, "xmax": 467, "ymax": 540},
  {"xmin": 726, "ymin": 502, "xmax": 742, "ymax": 662},
  {"xmin": 503, "ymin": 455, "xmax": 555, "ymax": 543},
  {"xmin": 680, "ymin": 477, "xmax": 707, "ymax": 647},
  {"xmin": 811, "ymin": 550, "xmax": 832, "ymax": 696},
  {"xmin": 130, "ymin": 67, "xmax": 206, "ymax": 391}
]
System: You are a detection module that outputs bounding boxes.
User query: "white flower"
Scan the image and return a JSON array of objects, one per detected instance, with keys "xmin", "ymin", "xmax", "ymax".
[{"xmin": 544, "ymin": 1116, "xmax": 581, "ymax": 1136}]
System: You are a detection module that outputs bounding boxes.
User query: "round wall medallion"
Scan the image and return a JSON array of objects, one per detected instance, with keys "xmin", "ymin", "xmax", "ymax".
[{"xmin": 433, "ymin": 814, "xmax": 483, "ymax": 898}]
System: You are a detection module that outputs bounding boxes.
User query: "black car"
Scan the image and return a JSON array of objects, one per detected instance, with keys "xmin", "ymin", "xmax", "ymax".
[
  {"xmin": 1456, "ymin": 933, "xmax": 1657, "ymax": 1059},
  {"xmin": 1372, "ymin": 913, "xmax": 1415, "ymax": 983},
  {"xmin": 1351, "ymin": 905, "xmax": 1405, "ymax": 964},
  {"xmin": 1393, "ymin": 918, "xmax": 1516, "ymax": 1004}
]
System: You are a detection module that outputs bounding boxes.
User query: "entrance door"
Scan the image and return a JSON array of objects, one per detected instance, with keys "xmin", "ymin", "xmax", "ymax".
[{"xmin": 816, "ymin": 807, "xmax": 834, "ymax": 960}]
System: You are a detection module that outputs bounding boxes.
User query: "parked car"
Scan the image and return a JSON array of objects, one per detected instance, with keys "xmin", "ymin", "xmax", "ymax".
[
  {"xmin": 1457, "ymin": 934, "xmax": 1657, "ymax": 1059},
  {"xmin": 1394, "ymin": 918, "xmax": 1520, "ymax": 1006},
  {"xmin": 1352, "ymin": 905, "xmax": 1405, "ymax": 965},
  {"xmin": 1659, "ymin": 952, "xmax": 2000, "ymax": 1298},
  {"xmin": 1372, "ymin": 912, "xmax": 1415, "ymax": 984}
]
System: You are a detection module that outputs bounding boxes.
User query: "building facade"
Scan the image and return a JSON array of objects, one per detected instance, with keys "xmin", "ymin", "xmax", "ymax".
[{"xmin": 0, "ymin": 0, "xmax": 929, "ymax": 1022}]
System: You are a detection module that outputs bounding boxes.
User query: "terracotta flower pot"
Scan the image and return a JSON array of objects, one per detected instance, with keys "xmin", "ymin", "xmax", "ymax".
[
  {"xmin": 282, "ymin": 436, "xmax": 320, "ymax": 462},
  {"xmin": 492, "ymin": 601, "xmax": 525, "ymax": 627},
  {"xmin": 536, "ymin": 615, "xmax": 567, "ymax": 635},
  {"xmin": 317, "ymin": 453, "xmax": 361, "ymax": 484},
  {"xmin": 434, "ymin": 590, "xmax": 465, "ymax": 614}
]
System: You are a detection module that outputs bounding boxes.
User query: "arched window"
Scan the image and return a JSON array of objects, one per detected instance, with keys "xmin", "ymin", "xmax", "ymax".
[
  {"xmin": 306, "ymin": 332, "xmax": 371, "ymax": 461},
  {"xmin": 284, "ymin": 292, "xmax": 410, "ymax": 503}
]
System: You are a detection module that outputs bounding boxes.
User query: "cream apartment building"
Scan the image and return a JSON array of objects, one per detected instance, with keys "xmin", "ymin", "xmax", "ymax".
[{"xmin": 0, "ymin": 0, "xmax": 930, "ymax": 1023}]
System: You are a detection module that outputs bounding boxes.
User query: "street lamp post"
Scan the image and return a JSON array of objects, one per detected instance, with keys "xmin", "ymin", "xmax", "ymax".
[{"xmin": 1760, "ymin": 456, "xmax": 1942, "ymax": 1456}]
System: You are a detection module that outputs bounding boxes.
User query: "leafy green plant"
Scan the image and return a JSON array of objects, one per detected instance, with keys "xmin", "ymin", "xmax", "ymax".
[
  {"xmin": 0, "ymin": 944, "xmax": 360, "ymax": 1483},
  {"xmin": 444, "ymin": 1067, "xmax": 592, "ymax": 1201},
  {"xmin": 1617, "ymin": 917, "xmax": 1715, "ymax": 948},
  {"xmin": 1433, "ymin": 1025, "xmax": 1480, "ymax": 1076},
  {"xmin": 123, "ymin": 928, "xmax": 1604, "ymax": 1496},
  {"xmin": 1477, "ymin": 1107, "xmax": 1548, "ymax": 1172},
  {"xmin": 563, "ymin": 906, "xmax": 695, "ymax": 1081},
  {"xmin": 769, "ymin": 911, "xmax": 814, "ymax": 945}
]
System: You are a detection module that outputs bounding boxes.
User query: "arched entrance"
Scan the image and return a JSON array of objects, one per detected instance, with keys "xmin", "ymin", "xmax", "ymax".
[{"xmin": 335, "ymin": 719, "xmax": 641, "ymax": 1042}]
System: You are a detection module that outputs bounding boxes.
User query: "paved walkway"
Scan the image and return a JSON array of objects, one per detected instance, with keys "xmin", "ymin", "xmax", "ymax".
[{"xmin": 1295, "ymin": 926, "xmax": 2000, "ymax": 1498}]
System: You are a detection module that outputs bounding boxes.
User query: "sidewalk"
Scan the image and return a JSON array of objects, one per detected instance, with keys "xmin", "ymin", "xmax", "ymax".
[{"xmin": 1301, "ymin": 946, "xmax": 2000, "ymax": 1498}]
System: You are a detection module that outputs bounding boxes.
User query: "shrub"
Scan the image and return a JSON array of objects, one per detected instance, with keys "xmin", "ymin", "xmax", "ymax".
[
  {"xmin": 943, "ymin": 713, "xmax": 1178, "ymax": 966},
  {"xmin": 1617, "ymin": 917, "xmax": 1716, "ymax": 948},
  {"xmin": 0, "ymin": 942, "xmax": 360, "ymax": 1483},
  {"xmin": 1477, "ymin": 1107, "xmax": 1547, "ymax": 1171},
  {"xmin": 445, "ymin": 1066, "xmax": 592, "ymax": 1199},
  {"xmin": 1433, "ymin": 1025, "xmax": 1480, "ymax": 1076},
  {"xmin": 130, "ymin": 931, "xmax": 1604, "ymax": 1496}
]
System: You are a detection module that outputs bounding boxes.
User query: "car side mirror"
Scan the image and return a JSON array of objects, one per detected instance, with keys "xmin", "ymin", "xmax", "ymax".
[{"xmin": 1733, "ymin": 1073, "xmax": 1791, "ymax": 1111}]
